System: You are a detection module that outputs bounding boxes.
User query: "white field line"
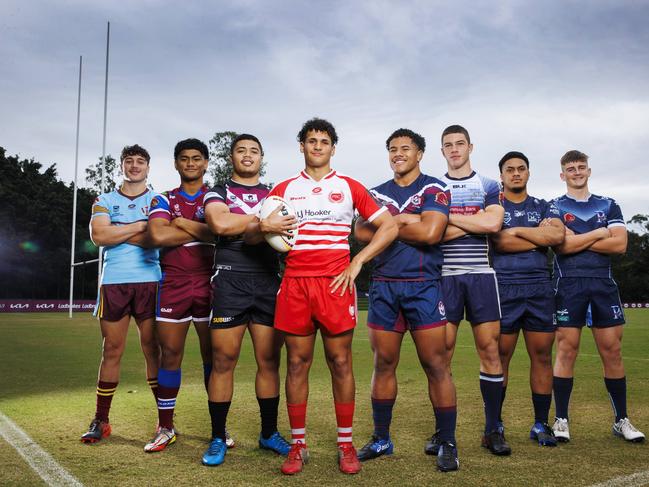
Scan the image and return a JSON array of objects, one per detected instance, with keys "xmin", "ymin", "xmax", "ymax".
[
  {"xmin": 589, "ymin": 470, "xmax": 649, "ymax": 487},
  {"xmin": 0, "ymin": 411, "xmax": 83, "ymax": 487}
]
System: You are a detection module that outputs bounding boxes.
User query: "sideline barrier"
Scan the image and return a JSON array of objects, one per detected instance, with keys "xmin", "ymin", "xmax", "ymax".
[{"xmin": 0, "ymin": 300, "xmax": 95, "ymax": 312}]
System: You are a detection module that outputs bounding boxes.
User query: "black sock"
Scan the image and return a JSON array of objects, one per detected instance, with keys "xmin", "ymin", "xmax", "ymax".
[
  {"xmin": 208, "ymin": 400, "xmax": 231, "ymax": 440},
  {"xmin": 435, "ymin": 406, "xmax": 457, "ymax": 444},
  {"xmin": 553, "ymin": 376, "xmax": 573, "ymax": 420},
  {"xmin": 480, "ymin": 373, "xmax": 504, "ymax": 432},
  {"xmin": 604, "ymin": 377, "xmax": 627, "ymax": 422},
  {"xmin": 498, "ymin": 385, "xmax": 507, "ymax": 423},
  {"xmin": 258, "ymin": 396, "xmax": 280, "ymax": 439},
  {"xmin": 532, "ymin": 392, "xmax": 552, "ymax": 424}
]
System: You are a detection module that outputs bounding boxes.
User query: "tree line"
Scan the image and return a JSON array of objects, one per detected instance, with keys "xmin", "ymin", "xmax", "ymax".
[{"xmin": 1, "ymin": 141, "xmax": 648, "ymax": 301}]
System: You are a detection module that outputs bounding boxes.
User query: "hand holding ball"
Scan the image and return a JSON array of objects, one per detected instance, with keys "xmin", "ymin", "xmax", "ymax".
[{"xmin": 259, "ymin": 196, "xmax": 299, "ymax": 252}]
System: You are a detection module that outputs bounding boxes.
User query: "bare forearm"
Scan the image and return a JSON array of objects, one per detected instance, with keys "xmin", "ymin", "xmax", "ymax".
[
  {"xmin": 176, "ymin": 220, "xmax": 214, "ymax": 243},
  {"xmin": 590, "ymin": 235, "xmax": 627, "ymax": 255},
  {"xmin": 353, "ymin": 220, "xmax": 398, "ymax": 265},
  {"xmin": 354, "ymin": 219, "xmax": 376, "ymax": 244},
  {"xmin": 243, "ymin": 221, "xmax": 265, "ymax": 245},
  {"xmin": 91, "ymin": 221, "xmax": 145, "ymax": 246},
  {"xmin": 442, "ymin": 224, "xmax": 467, "ymax": 242},
  {"xmin": 149, "ymin": 225, "xmax": 194, "ymax": 246},
  {"xmin": 398, "ymin": 221, "xmax": 445, "ymax": 245},
  {"xmin": 491, "ymin": 232, "xmax": 538, "ymax": 252},
  {"xmin": 126, "ymin": 231, "xmax": 156, "ymax": 248},
  {"xmin": 449, "ymin": 212, "xmax": 502, "ymax": 234},
  {"xmin": 555, "ymin": 231, "xmax": 604, "ymax": 255},
  {"xmin": 513, "ymin": 226, "xmax": 565, "ymax": 247},
  {"xmin": 207, "ymin": 213, "xmax": 257, "ymax": 237}
]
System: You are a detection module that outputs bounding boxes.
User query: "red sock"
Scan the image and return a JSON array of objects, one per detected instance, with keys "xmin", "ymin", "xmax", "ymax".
[
  {"xmin": 335, "ymin": 401, "xmax": 354, "ymax": 446},
  {"xmin": 147, "ymin": 377, "xmax": 158, "ymax": 401},
  {"xmin": 95, "ymin": 381, "xmax": 118, "ymax": 422},
  {"xmin": 156, "ymin": 385, "xmax": 179, "ymax": 430},
  {"xmin": 287, "ymin": 402, "xmax": 307, "ymax": 445}
]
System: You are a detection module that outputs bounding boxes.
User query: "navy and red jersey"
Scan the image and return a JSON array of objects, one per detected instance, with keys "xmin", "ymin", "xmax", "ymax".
[
  {"xmin": 269, "ymin": 169, "xmax": 386, "ymax": 277},
  {"xmin": 440, "ymin": 171, "xmax": 502, "ymax": 276},
  {"xmin": 370, "ymin": 173, "xmax": 450, "ymax": 280},
  {"xmin": 552, "ymin": 193, "xmax": 625, "ymax": 279},
  {"xmin": 149, "ymin": 185, "xmax": 214, "ymax": 276},
  {"xmin": 492, "ymin": 195, "xmax": 560, "ymax": 284},
  {"xmin": 203, "ymin": 179, "xmax": 279, "ymax": 274}
]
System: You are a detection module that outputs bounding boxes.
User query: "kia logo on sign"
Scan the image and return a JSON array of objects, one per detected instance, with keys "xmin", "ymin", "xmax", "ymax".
[
  {"xmin": 10, "ymin": 304, "xmax": 29, "ymax": 309},
  {"xmin": 36, "ymin": 304, "xmax": 55, "ymax": 309}
]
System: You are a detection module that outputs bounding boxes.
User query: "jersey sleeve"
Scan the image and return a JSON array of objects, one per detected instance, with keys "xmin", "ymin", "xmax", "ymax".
[
  {"xmin": 345, "ymin": 176, "xmax": 386, "ymax": 222},
  {"xmin": 421, "ymin": 183, "xmax": 451, "ymax": 217},
  {"xmin": 607, "ymin": 199, "xmax": 625, "ymax": 228},
  {"xmin": 482, "ymin": 176, "xmax": 503, "ymax": 207},
  {"xmin": 91, "ymin": 194, "xmax": 111, "ymax": 219},
  {"xmin": 148, "ymin": 192, "xmax": 171, "ymax": 221},
  {"xmin": 542, "ymin": 199, "xmax": 561, "ymax": 219},
  {"xmin": 204, "ymin": 185, "xmax": 227, "ymax": 207}
]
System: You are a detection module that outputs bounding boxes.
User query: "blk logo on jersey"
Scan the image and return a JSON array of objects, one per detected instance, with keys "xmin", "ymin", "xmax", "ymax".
[
  {"xmin": 514, "ymin": 210, "xmax": 526, "ymax": 217},
  {"xmin": 555, "ymin": 308, "xmax": 569, "ymax": 322},
  {"xmin": 141, "ymin": 206, "xmax": 149, "ymax": 215},
  {"xmin": 595, "ymin": 211, "xmax": 606, "ymax": 223},
  {"xmin": 128, "ymin": 203, "xmax": 136, "ymax": 209},
  {"xmin": 527, "ymin": 211, "xmax": 540, "ymax": 223},
  {"xmin": 611, "ymin": 305, "xmax": 623, "ymax": 320},
  {"xmin": 503, "ymin": 212, "xmax": 512, "ymax": 225},
  {"xmin": 243, "ymin": 193, "xmax": 258, "ymax": 203}
]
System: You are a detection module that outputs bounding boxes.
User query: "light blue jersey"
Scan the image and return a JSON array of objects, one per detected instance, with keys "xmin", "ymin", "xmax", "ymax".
[{"xmin": 91, "ymin": 189, "xmax": 161, "ymax": 284}]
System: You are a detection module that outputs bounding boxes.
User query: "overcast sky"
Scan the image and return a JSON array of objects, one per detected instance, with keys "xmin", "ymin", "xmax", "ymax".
[{"xmin": 1, "ymin": 1, "xmax": 648, "ymax": 218}]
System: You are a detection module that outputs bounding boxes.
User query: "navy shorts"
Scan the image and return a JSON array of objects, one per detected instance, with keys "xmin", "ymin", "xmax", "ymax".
[
  {"xmin": 210, "ymin": 271, "xmax": 280, "ymax": 328},
  {"xmin": 441, "ymin": 273, "xmax": 501, "ymax": 325},
  {"xmin": 554, "ymin": 277, "xmax": 625, "ymax": 328},
  {"xmin": 367, "ymin": 280, "xmax": 447, "ymax": 333},
  {"xmin": 498, "ymin": 282, "xmax": 555, "ymax": 334}
]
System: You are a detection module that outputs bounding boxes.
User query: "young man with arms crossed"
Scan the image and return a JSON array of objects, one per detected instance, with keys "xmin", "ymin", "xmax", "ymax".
[
  {"xmin": 200, "ymin": 134, "xmax": 294, "ymax": 465},
  {"xmin": 432, "ymin": 125, "xmax": 510, "ymax": 455},
  {"xmin": 144, "ymin": 138, "xmax": 216, "ymax": 452},
  {"xmin": 81, "ymin": 145, "xmax": 161, "ymax": 443},
  {"xmin": 270, "ymin": 118, "xmax": 397, "ymax": 475},
  {"xmin": 354, "ymin": 129, "xmax": 459, "ymax": 471},
  {"xmin": 551, "ymin": 150, "xmax": 644, "ymax": 442},
  {"xmin": 490, "ymin": 151, "xmax": 564, "ymax": 446}
]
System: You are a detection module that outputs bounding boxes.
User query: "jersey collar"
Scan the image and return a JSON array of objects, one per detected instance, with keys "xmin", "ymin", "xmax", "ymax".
[
  {"xmin": 300, "ymin": 169, "xmax": 336, "ymax": 181},
  {"xmin": 117, "ymin": 187, "xmax": 149, "ymax": 200},
  {"xmin": 444, "ymin": 170, "xmax": 476, "ymax": 181}
]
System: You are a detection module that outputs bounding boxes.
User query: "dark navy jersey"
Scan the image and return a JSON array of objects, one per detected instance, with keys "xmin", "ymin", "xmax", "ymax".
[
  {"xmin": 204, "ymin": 179, "xmax": 279, "ymax": 274},
  {"xmin": 492, "ymin": 195, "xmax": 560, "ymax": 284},
  {"xmin": 552, "ymin": 194, "xmax": 625, "ymax": 278},
  {"xmin": 370, "ymin": 173, "xmax": 450, "ymax": 280}
]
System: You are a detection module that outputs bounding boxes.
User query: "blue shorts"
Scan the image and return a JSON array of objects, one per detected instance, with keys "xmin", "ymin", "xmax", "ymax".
[
  {"xmin": 554, "ymin": 277, "xmax": 625, "ymax": 328},
  {"xmin": 498, "ymin": 282, "xmax": 554, "ymax": 334},
  {"xmin": 441, "ymin": 273, "xmax": 501, "ymax": 325},
  {"xmin": 367, "ymin": 280, "xmax": 447, "ymax": 333}
]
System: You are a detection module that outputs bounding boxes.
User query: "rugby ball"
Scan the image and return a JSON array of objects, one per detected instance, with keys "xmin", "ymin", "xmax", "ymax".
[{"xmin": 259, "ymin": 195, "xmax": 298, "ymax": 253}]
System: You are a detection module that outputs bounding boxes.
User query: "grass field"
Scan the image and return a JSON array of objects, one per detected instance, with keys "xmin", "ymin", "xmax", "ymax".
[{"xmin": 1, "ymin": 311, "xmax": 648, "ymax": 486}]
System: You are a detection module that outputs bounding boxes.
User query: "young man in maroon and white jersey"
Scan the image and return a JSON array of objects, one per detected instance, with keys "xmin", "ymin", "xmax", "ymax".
[
  {"xmin": 144, "ymin": 138, "xmax": 216, "ymax": 452},
  {"xmin": 269, "ymin": 118, "xmax": 398, "ymax": 475}
]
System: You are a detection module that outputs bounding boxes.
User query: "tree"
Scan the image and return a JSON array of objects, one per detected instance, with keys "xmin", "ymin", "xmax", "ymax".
[
  {"xmin": 207, "ymin": 131, "xmax": 268, "ymax": 187},
  {"xmin": 612, "ymin": 214, "xmax": 649, "ymax": 302},
  {"xmin": 85, "ymin": 154, "xmax": 118, "ymax": 193}
]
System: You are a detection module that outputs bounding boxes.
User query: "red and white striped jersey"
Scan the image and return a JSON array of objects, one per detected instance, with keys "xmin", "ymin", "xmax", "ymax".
[{"xmin": 269, "ymin": 169, "xmax": 386, "ymax": 277}]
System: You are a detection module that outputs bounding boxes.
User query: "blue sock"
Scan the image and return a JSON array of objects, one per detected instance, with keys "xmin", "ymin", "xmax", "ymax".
[
  {"xmin": 532, "ymin": 392, "xmax": 551, "ymax": 424},
  {"xmin": 435, "ymin": 406, "xmax": 457, "ymax": 444},
  {"xmin": 371, "ymin": 397, "xmax": 395, "ymax": 439},
  {"xmin": 553, "ymin": 376, "xmax": 573, "ymax": 420},
  {"xmin": 203, "ymin": 363, "xmax": 212, "ymax": 392},
  {"xmin": 480, "ymin": 372, "xmax": 504, "ymax": 432},
  {"xmin": 604, "ymin": 377, "xmax": 627, "ymax": 422}
]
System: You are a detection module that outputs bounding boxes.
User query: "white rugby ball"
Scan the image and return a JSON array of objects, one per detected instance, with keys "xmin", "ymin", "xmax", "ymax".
[{"xmin": 259, "ymin": 195, "xmax": 299, "ymax": 253}]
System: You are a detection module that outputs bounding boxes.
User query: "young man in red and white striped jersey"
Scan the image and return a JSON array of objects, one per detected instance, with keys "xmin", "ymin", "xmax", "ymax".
[{"xmin": 269, "ymin": 118, "xmax": 397, "ymax": 475}]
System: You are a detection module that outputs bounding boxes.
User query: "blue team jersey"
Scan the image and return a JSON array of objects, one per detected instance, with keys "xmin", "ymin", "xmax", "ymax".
[
  {"xmin": 440, "ymin": 171, "xmax": 502, "ymax": 276},
  {"xmin": 91, "ymin": 189, "xmax": 161, "ymax": 285},
  {"xmin": 552, "ymin": 193, "xmax": 625, "ymax": 278},
  {"xmin": 370, "ymin": 173, "xmax": 450, "ymax": 280},
  {"xmin": 492, "ymin": 196, "xmax": 560, "ymax": 284}
]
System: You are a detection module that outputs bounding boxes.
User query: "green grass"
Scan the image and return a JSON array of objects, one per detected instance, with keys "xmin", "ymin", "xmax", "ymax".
[{"xmin": 1, "ymin": 311, "xmax": 648, "ymax": 486}]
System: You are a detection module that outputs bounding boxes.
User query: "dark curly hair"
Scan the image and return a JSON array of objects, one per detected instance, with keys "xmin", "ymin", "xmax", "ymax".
[
  {"xmin": 297, "ymin": 118, "xmax": 338, "ymax": 145},
  {"xmin": 386, "ymin": 128, "xmax": 426, "ymax": 152},
  {"xmin": 120, "ymin": 144, "xmax": 150, "ymax": 164},
  {"xmin": 498, "ymin": 151, "xmax": 529, "ymax": 172},
  {"xmin": 174, "ymin": 138, "xmax": 208, "ymax": 160}
]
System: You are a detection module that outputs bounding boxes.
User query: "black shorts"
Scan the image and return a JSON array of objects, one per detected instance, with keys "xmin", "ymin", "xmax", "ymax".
[
  {"xmin": 498, "ymin": 281, "xmax": 555, "ymax": 334},
  {"xmin": 441, "ymin": 273, "xmax": 501, "ymax": 325},
  {"xmin": 210, "ymin": 271, "xmax": 280, "ymax": 328},
  {"xmin": 554, "ymin": 277, "xmax": 625, "ymax": 328}
]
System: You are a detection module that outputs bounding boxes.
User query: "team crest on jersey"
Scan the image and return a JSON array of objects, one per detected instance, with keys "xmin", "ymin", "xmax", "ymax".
[
  {"xmin": 564, "ymin": 213, "xmax": 576, "ymax": 223},
  {"xmin": 151, "ymin": 197, "xmax": 159, "ymax": 207},
  {"xmin": 438, "ymin": 301, "xmax": 446, "ymax": 317},
  {"xmin": 312, "ymin": 187, "xmax": 323, "ymax": 194},
  {"xmin": 141, "ymin": 205, "xmax": 149, "ymax": 215},
  {"xmin": 196, "ymin": 206, "xmax": 205, "ymax": 219},
  {"xmin": 503, "ymin": 212, "xmax": 512, "ymax": 225},
  {"xmin": 595, "ymin": 211, "xmax": 606, "ymax": 223},
  {"xmin": 435, "ymin": 191, "xmax": 449, "ymax": 206},
  {"xmin": 611, "ymin": 305, "xmax": 623, "ymax": 320},
  {"xmin": 411, "ymin": 195, "xmax": 422, "ymax": 207},
  {"xmin": 242, "ymin": 193, "xmax": 258, "ymax": 203},
  {"xmin": 514, "ymin": 210, "xmax": 525, "ymax": 217},
  {"xmin": 329, "ymin": 191, "xmax": 344, "ymax": 203},
  {"xmin": 527, "ymin": 211, "xmax": 540, "ymax": 223}
]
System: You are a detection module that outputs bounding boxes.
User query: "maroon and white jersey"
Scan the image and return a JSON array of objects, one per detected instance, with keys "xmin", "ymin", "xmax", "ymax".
[
  {"xmin": 269, "ymin": 169, "xmax": 385, "ymax": 277},
  {"xmin": 149, "ymin": 185, "xmax": 214, "ymax": 276}
]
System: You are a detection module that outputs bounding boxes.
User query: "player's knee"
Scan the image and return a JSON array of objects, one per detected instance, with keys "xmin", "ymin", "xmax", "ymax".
[
  {"xmin": 374, "ymin": 352, "xmax": 398, "ymax": 375},
  {"xmin": 213, "ymin": 351, "xmax": 238, "ymax": 373},
  {"xmin": 102, "ymin": 339, "xmax": 125, "ymax": 362},
  {"xmin": 287, "ymin": 354, "xmax": 311, "ymax": 377},
  {"xmin": 327, "ymin": 354, "xmax": 352, "ymax": 378}
]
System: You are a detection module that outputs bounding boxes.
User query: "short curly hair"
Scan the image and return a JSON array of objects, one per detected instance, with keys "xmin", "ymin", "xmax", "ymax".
[
  {"xmin": 386, "ymin": 128, "xmax": 426, "ymax": 152},
  {"xmin": 174, "ymin": 138, "xmax": 208, "ymax": 160},
  {"xmin": 120, "ymin": 144, "xmax": 150, "ymax": 164},
  {"xmin": 297, "ymin": 118, "xmax": 338, "ymax": 145}
]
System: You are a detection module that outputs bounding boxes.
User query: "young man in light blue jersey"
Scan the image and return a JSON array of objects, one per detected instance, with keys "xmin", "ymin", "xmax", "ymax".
[{"xmin": 81, "ymin": 144, "xmax": 162, "ymax": 444}]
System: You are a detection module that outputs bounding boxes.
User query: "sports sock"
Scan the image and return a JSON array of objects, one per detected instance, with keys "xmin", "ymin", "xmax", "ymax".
[
  {"xmin": 95, "ymin": 380, "xmax": 118, "ymax": 422},
  {"xmin": 434, "ymin": 405, "xmax": 457, "ymax": 444},
  {"xmin": 553, "ymin": 376, "xmax": 573, "ymax": 421},
  {"xmin": 479, "ymin": 372, "xmax": 504, "ymax": 432},
  {"xmin": 531, "ymin": 392, "xmax": 552, "ymax": 424},
  {"xmin": 498, "ymin": 385, "xmax": 507, "ymax": 423},
  {"xmin": 208, "ymin": 400, "xmax": 231, "ymax": 441},
  {"xmin": 371, "ymin": 397, "xmax": 395, "ymax": 439},
  {"xmin": 335, "ymin": 401, "xmax": 354, "ymax": 446},
  {"xmin": 147, "ymin": 377, "xmax": 158, "ymax": 401},
  {"xmin": 157, "ymin": 368, "xmax": 181, "ymax": 429},
  {"xmin": 604, "ymin": 377, "xmax": 627, "ymax": 422},
  {"xmin": 203, "ymin": 363, "xmax": 212, "ymax": 393},
  {"xmin": 287, "ymin": 402, "xmax": 307, "ymax": 445},
  {"xmin": 258, "ymin": 395, "xmax": 280, "ymax": 439}
]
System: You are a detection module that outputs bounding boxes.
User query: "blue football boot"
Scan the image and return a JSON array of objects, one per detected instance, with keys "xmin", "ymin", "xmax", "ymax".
[
  {"xmin": 259, "ymin": 431, "xmax": 291, "ymax": 456},
  {"xmin": 530, "ymin": 422, "xmax": 558, "ymax": 446},
  {"xmin": 202, "ymin": 437, "xmax": 227, "ymax": 466},
  {"xmin": 357, "ymin": 434, "xmax": 394, "ymax": 461}
]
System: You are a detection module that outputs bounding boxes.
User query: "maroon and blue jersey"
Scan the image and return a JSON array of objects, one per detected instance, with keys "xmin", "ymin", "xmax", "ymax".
[
  {"xmin": 552, "ymin": 193, "xmax": 625, "ymax": 279},
  {"xmin": 370, "ymin": 173, "xmax": 450, "ymax": 280},
  {"xmin": 204, "ymin": 179, "xmax": 279, "ymax": 274},
  {"xmin": 440, "ymin": 171, "xmax": 502, "ymax": 276},
  {"xmin": 492, "ymin": 195, "xmax": 560, "ymax": 284},
  {"xmin": 149, "ymin": 185, "xmax": 214, "ymax": 276}
]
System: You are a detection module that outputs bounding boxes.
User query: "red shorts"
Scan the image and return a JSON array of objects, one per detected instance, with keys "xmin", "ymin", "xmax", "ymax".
[
  {"xmin": 95, "ymin": 282, "xmax": 157, "ymax": 322},
  {"xmin": 156, "ymin": 273, "xmax": 211, "ymax": 323},
  {"xmin": 274, "ymin": 276, "xmax": 357, "ymax": 336}
]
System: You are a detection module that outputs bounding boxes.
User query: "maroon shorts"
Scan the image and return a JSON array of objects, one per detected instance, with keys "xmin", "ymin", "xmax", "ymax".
[
  {"xmin": 156, "ymin": 273, "xmax": 211, "ymax": 323},
  {"xmin": 274, "ymin": 276, "xmax": 357, "ymax": 336},
  {"xmin": 95, "ymin": 282, "xmax": 157, "ymax": 322}
]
